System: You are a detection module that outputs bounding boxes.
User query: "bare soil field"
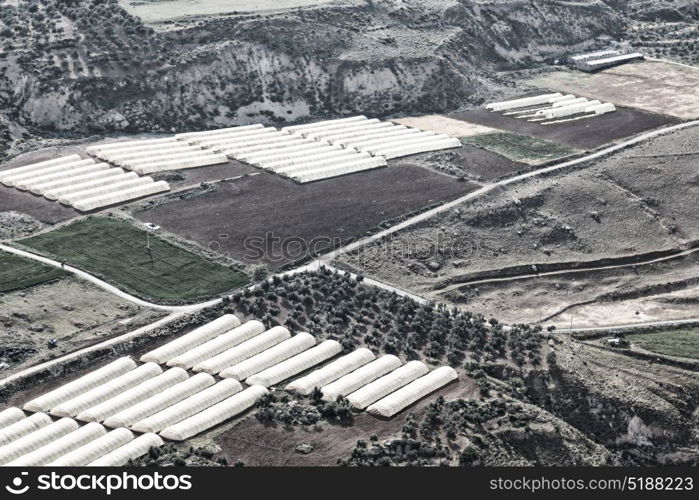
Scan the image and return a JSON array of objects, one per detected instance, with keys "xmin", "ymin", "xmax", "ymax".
[
  {"xmin": 151, "ymin": 161, "xmax": 255, "ymax": 189},
  {"xmin": 337, "ymin": 125, "xmax": 699, "ymax": 326},
  {"xmin": 390, "ymin": 145, "xmax": 526, "ymax": 182},
  {"xmin": 0, "ymin": 276, "xmax": 164, "ymax": 376},
  {"xmin": 215, "ymin": 379, "xmax": 477, "ymax": 466},
  {"xmin": 528, "ymin": 61, "xmax": 699, "ymax": 120},
  {"xmin": 449, "ymin": 106, "xmax": 678, "ymax": 150},
  {"xmin": 133, "ymin": 166, "xmax": 479, "ymax": 267},
  {"xmin": 0, "ymin": 186, "xmax": 79, "ymax": 224},
  {"xmin": 392, "ymin": 115, "xmax": 498, "ymax": 137}
]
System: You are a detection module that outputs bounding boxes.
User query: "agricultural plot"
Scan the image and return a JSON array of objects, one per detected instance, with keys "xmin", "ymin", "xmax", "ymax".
[
  {"xmin": 0, "ymin": 252, "xmax": 67, "ymax": 293},
  {"xmin": 19, "ymin": 217, "xmax": 249, "ymax": 302},
  {"xmin": 133, "ymin": 165, "xmax": 478, "ymax": 267},
  {"xmin": 460, "ymin": 132, "xmax": 579, "ymax": 165},
  {"xmin": 528, "ymin": 61, "xmax": 699, "ymax": 120},
  {"xmin": 626, "ymin": 328, "xmax": 699, "ymax": 360},
  {"xmin": 392, "ymin": 115, "xmax": 498, "ymax": 137},
  {"xmin": 451, "ymin": 104, "xmax": 677, "ymax": 150}
]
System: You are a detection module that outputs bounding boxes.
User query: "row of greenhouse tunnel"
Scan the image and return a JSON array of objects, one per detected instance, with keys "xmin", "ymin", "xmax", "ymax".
[{"xmin": 0, "ymin": 314, "xmax": 457, "ymax": 466}]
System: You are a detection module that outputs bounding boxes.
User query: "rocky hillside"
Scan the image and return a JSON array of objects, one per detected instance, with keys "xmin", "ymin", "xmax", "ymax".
[{"xmin": 0, "ymin": 0, "xmax": 623, "ymax": 147}]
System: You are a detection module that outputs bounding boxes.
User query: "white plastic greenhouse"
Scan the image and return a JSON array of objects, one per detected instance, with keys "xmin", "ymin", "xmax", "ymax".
[
  {"xmin": 45, "ymin": 172, "xmax": 139, "ymax": 201},
  {"xmin": 325, "ymin": 126, "xmax": 421, "ymax": 146},
  {"xmin": 3, "ymin": 159, "xmax": 96, "ymax": 187},
  {"xmin": 219, "ymin": 332, "xmax": 316, "ymax": 381},
  {"xmin": 175, "ymin": 124, "xmax": 265, "ymax": 141},
  {"xmin": 282, "ymin": 115, "xmax": 367, "ymax": 134},
  {"xmin": 378, "ymin": 139, "xmax": 462, "ymax": 159},
  {"xmin": 87, "ymin": 138, "xmax": 179, "ymax": 156},
  {"xmin": 23, "ymin": 357, "xmax": 137, "ymax": 413},
  {"xmin": 308, "ymin": 121, "xmax": 397, "ymax": 143},
  {"xmin": 292, "ymin": 158, "xmax": 387, "ymax": 183},
  {"xmin": 285, "ymin": 348, "xmax": 376, "ymax": 395},
  {"xmin": 485, "ymin": 93, "xmax": 563, "ymax": 112},
  {"xmin": 242, "ymin": 144, "xmax": 342, "ymax": 164},
  {"xmin": 268, "ymin": 149, "xmax": 368, "ymax": 173},
  {"xmin": 0, "ymin": 412, "xmax": 53, "ymax": 446},
  {"xmin": 29, "ymin": 165, "xmax": 120, "ymax": 195},
  {"xmin": 107, "ymin": 145, "xmax": 204, "ymax": 165},
  {"xmin": 246, "ymin": 340, "xmax": 343, "ymax": 387},
  {"xmin": 0, "ymin": 154, "xmax": 81, "ymax": 183},
  {"xmin": 60, "ymin": 177, "xmax": 154, "ymax": 206},
  {"xmin": 49, "ymin": 363, "xmax": 163, "ymax": 418},
  {"xmin": 76, "ymin": 368, "xmax": 189, "ymax": 423},
  {"xmin": 15, "ymin": 163, "xmax": 106, "ymax": 191},
  {"xmin": 87, "ymin": 433, "xmax": 164, "ymax": 466},
  {"xmin": 321, "ymin": 354, "xmax": 402, "ymax": 402},
  {"xmin": 166, "ymin": 320, "xmax": 266, "ymax": 369},
  {"xmin": 225, "ymin": 137, "xmax": 317, "ymax": 156},
  {"xmin": 7, "ymin": 422, "xmax": 107, "ymax": 466},
  {"xmin": 0, "ymin": 407, "xmax": 25, "ymax": 431},
  {"xmin": 537, "ymin": 100, "xmax": 602, "ymax": 120},
  {"xmin": 366, "ymin": 366, "xmax": 458, "ymax": 417},
  {"xmin": 346, "ymin": 361, "xmax": 429, "ymax": 410},
  {"xmin": 132, "ymin": 155, "xmax": 228, "ymax": 175},
  {"xmin": 141, "ymin": 314, "xmax": 241, "ymax": 365},
  {"xmin": 190, "ymin": 128, "xmax": 278, "ymax": 147},
  {"xmin": 103, "ymin": 373, "xmax": 216, "ymax": 429},
  {"xmin": 131, "ymin": 379, "xmax": 243, "ymax": 434},
  {"xmin": 71, "ymin": 181, "xmax": 171, "ymax": 212},
  {"xmin": 121, "ymin": 150, "xmax": 213, "ymax": 169},
  {"xmin": 192, "ymin": 326, "xmax": 291, "ymax": 375},
  {"xmin": 50, "ymin": 427, "xmax": 135, "ymax": 466},
  {"xmin": 0, "ymin": 418, "xmax": 79, "ymax": 465},
  {"xmin": 160, "ymin": 385, "xmax": 269, "ymax": 441}
]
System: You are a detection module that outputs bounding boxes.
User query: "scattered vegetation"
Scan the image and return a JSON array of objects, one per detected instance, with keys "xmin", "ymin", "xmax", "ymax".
[
  {"xmin": 460, "ymin": 132, "xmax": 578, "ymax": 165},
  {"xmin": 19, "ymin": 216, "xmax": 249, "ymax": 302},
  {"xmin": 230, "ymin": 267, "xmax": 545, "ymax": 369},
  {"xmin": 130, "ymin": 444, "xmax": 227, "ymax": 467},
  {"xmin": 341, "ymin": 395, "xmax": 611, "ymax": 466}
]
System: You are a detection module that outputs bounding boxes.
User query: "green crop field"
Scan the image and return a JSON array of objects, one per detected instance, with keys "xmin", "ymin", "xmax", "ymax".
[
  {"xmin": 626, "ymin": 328, "xmax": 699, "ymax": 360},
  {"xmin": 0, "ymin": 253, "xmax": 68, "ymax": 293},
  {"xmin": 20, "ymin": 217, "xmax": 249, "ymax": 302},
  {"xmin": 460, "ymin": 132, "xmax": 578, "ymax": 165}
]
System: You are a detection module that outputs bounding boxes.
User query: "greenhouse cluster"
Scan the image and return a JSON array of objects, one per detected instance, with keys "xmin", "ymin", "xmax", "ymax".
[
  {"xmin": 0, "ymin": 154, "xmax": 169, "ymax": 212},
  {"xmin": 4, "ymin": 314, "xmax": 458, "ymax": 462},
  {"xmin": 486, "ymin": 92, "xmax": 616, "ymax": 125}
]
